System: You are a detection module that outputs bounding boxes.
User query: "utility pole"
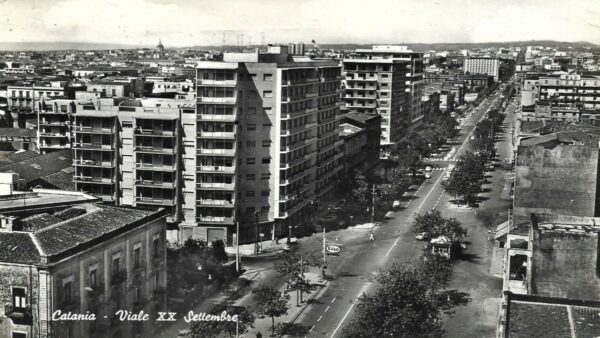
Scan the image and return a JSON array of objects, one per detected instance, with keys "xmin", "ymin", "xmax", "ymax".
[
  {"xmin": 371, "ymin": 184, "xmax": 376, "ymax": 223},
  {"xmin": 299, "ymin": 256, "xmax": 304, "ymax": 303},
  {"xmin": 322, "ymin": 228, "xmax": 326, "ymax": 277},
  {"xmin": 254, "ymin": 211, "xmax": 260, "ymax": 255},
  {"xmin": 236, "ymin": 221, "xmax": 240, "ymax": 273}
]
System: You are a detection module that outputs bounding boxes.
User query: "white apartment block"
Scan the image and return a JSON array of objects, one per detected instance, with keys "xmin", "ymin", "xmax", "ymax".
[{"xmin": 464, "ymin": 57, "xmax": 500, "ymax": 82}]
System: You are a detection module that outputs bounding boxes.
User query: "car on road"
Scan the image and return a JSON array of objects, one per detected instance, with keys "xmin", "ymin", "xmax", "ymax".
[
  {"xmin": 415, "ymin": 232, "xmax": 430, "ymax": 241},
  {"xmin": 392, "ymin": 200, "xmax": 401, "ymax": 209},
  {"xmin": 425, "ymin": 166, "xmax": 432, "ymax": 172},
  {"xmin": 470, "ymin": 135, "xmax": 475, "ymax": 140},
  {"xmin": 425, "ymin": 172, "xmax": 432, "ymax": 179}
]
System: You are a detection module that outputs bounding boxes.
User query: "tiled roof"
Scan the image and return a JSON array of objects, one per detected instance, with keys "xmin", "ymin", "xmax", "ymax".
[
  {"xmin": 508, "ymin": 301, "xmax": 572, "ymax": 337},
  {"xmin": 33, "ymin": 204, "xmax": 159, "ymax": 258},
  {"xmin": 0, "ymin": 149, "xmax": 72, "ymax": 184},
  {"xmin": 0, "ymin": 128, "xmax": 36, "ymax": 139},
  {"xmin": 0, "ymin": 150, "xmax": 38, "ymax": 165},
  {"xmin": 0, "ymin": 232, "xmax": 41, "ymax": 264},
  {"xmin": 29, "ymin": 169, "xmax": 75, "ymax": 191}
]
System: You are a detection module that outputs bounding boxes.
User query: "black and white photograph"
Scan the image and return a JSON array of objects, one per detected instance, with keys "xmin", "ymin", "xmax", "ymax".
[{"xmin": 0, "ymin": 0, "xmax": 599, "ymax": 337}]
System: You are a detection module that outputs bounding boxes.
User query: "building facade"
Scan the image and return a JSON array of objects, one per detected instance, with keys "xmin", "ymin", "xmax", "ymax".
[{"xmin": 463, "ymin": 57, "xmax": 500, "ymax": 82}]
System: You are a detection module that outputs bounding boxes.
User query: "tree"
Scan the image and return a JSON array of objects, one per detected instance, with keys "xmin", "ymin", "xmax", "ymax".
[
  {"xmin": 253, "ymin": 285, "xmax": 291, "ymax": 336},
  {"xmin": 190, "ymin": 305, "xmax": 255, "ymax": 338},
  {"xmin": 273, "ymin": 250, "xmax": 319, "ymax": 291},
  {"xmin": 379, "ymin": 167, "xmax": 410, "ymax": 200},
  {"xmin": 391, "ymin": 143, "xmax": 423, "ymax": 177},
  {"xmin": 211, "ymin": 239, "xmax": 228, "ymax": 263},
  {"xmin": 442, "ymin": 152, "xmax": 486, "ymax": 205},
  {"xmin": 412, "ymin": 209, "xmax": 466, "ymax": 242},
  {"xmin": 350, "ymin": 170, "xmax": 370, "ymax": 205}
]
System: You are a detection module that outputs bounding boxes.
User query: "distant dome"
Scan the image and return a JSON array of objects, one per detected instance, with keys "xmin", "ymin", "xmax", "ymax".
[{"xmin": 156, "ymin": 39, "xmax": 165, "ymax": 52}]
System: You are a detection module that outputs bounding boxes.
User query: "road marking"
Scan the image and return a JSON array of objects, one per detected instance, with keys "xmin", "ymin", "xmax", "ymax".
[
  {"xmin": 417, "ymin": 168, "xmax": 447, "ymax": 211},
  {"xmin": 330, "ymin": 283, "xmax": 371, "ymax": 338},
  {"xmin": 325, "ymin": 306, "xmax": 330, "ymax": 312},
  {"xmin": 331, "ymin": 297, "xmax": 336, "ymax": 304},
  {"xmin": 317, "ymin": 315, "xmax": 323, "ymax": 322},
  {"xmin": 309, "ymin": 325, "xmax": 315, "ymax": 332},
  {"xmin": 385, "ymin": 237, "xmax": 399, "ymax": 257}
]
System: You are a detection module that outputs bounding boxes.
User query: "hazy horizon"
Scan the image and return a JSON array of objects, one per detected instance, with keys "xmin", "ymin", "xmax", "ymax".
[{"xmin": 1, "ymin": 0, "xmax": 599, "ymax": 48}]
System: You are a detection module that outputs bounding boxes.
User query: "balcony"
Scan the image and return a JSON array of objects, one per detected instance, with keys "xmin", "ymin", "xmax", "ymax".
[
  {"xmin": 197, "ymin": 216, "xmax": 235, "ymax": 225},
  {"xmin": 73, "ymin": 176, "xmax": 115, "ymax": 184},
  {"xmin": 40, "ymin": 144, "xmax": 66, "ymax": 149},
  {"xmin": 111, "ymin": 271, "xmax": 127, "ymax": 286},
  {"xmin": 197, "ymin": 182, "xmax": 235, "ymax": 190},
  {"xmin": 39, "ymin": 132, "xmax": 66, "ymax": 137},
  {"xmin": 197, "ymin": 79, "xmax": 237, "ymax": 86},
  {"xmin": 306, "ymin": 92, "xmax": 319, "ymax": 98},
  {"xmin": 196, "ymin": 165, "xmax": 236, "ymax": 174},
  {"xmin": 74, "ymin": 159, "xmax": 116, "ymax": 168},
  {"xmin": 280, "ymin": 136, "xmax": 316, "ymax": 153},
  {"xmin": 197, "ymin": 148, "xmax": 236, "ymax": 156},
  {"xmin": 197, "ymin": 114, "xmax": 237, "ymax": 122},
  {"xmin": 74, "ymin": 126, "xmax": 115, "ymax": 134},
  {"xmin": 280, "ymin": 155, "xmax": 309, "ymax": 169},
  {"xmin": 135, "ymin": 196, "xmax": 175, "ymax": 206},
  {"xmin": 197, "ymin": 96, "xmax": 237, "ymax": 105},
  {"xmin": 196, "ymin": 199, "xmax": 235, "ymax": 207},
  {"xmin": 74, "ymin": 143, "xmax": 114, "ymax": 151},
  {"xmin": 39, "ymin": 120, "xmax": 67, "ymax": 127},
  {"xmin": 135, "ymin": 180, "xmax": 176, "ymax": 189},
  {"xmin": 134, "ymin": 145, "xmax": 176, "ymax": 154},
  {"xmin": 87, "ymin": 283, "xmax": 105, "ymax": 299},
  {"xmin": 134, "ymin": 128, "xmax": 176, "ymax": 137},
  {"xmin": 5, "ymin": 304, "xmax": 32, "ymax": 325},
  {"xmin": 280, "ymin": 168, "xmax": 313, "ymax": 186},
  {"xmin": 196, "ymin": 131, "xmax": 236, "ymax": 139},
  {"xmin": 135, "ymin": 162, "xmax": 176, "ymax": 171}
]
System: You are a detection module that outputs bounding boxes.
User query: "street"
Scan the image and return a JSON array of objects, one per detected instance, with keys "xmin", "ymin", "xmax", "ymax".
[{"xmin": 274, "ymin": 87, "xmax": 513, "ymax": 337}]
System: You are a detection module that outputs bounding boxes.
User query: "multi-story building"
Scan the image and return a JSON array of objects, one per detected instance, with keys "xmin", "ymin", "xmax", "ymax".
[
  {"xmin": 0, "ymin": 188, "xmax": 167, "ymax": 338},
  {"xmin": 463, "ymin": 57, "xmax": 500, "ymax": 82},
  {"xmin": 192, "ymin": 45, "xmax": 344, "ymax": 243},
  {"xmin": 72, "ymin": 98, "xmax": 195, "ymax": 226},
  {"xmin": 7, "ymin": 85, "xmax": 66, "ymax": 128},
  {"xmin": 343, "ymin": 45, "xmax": 425, "ymax": 146},
  {"xmin": 37, "ymin": 98, "xmax": 79, "ymax": 154}
]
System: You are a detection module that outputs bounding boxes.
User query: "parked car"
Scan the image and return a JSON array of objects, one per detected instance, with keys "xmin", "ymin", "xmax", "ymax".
[
  {"xmin": 415, "ymin": 232, "xmax": 430, "ymax": 241},
  {"xmin": 392, "ymin": 200, "xmax": 401, "ymax": 209},
  {"xmin": 425, "ymin": 172, "xmax": 432, "ymax": 179},
  {"xmin": 425, "ymin": 166, "xmax": 432, "ymax": 172}
]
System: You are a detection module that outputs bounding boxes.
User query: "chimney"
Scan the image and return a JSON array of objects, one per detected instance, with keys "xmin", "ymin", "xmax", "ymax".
[{"xmin": 0, "ymin": 215, "xmax": 17, "ymax": 232}]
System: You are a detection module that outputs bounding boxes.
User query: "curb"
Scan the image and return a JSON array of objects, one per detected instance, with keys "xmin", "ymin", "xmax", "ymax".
[{"xmin": 277, "ymin": 280, "xmax": 329, "ymax": 338}]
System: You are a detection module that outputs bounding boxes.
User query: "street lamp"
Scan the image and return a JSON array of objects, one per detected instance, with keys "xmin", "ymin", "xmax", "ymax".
[
  {"xmin": 287, "ymin": 225, "xmax": 292, "ymax": 245},
  {"xmin": 253, "ymin": 210, "xmax": 260, "ymax": 255}
]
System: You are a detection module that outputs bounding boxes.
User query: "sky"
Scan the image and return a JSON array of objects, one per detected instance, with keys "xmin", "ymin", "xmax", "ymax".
[{"xmin": 1, "ymin": 0, "xmax": 599, "ymax": 47}]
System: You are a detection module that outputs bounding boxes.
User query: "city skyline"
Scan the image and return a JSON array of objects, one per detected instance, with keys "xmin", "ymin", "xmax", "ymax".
[{"xmin": 1, "ymin": 0, "xmax": 599, "ymax": 47}]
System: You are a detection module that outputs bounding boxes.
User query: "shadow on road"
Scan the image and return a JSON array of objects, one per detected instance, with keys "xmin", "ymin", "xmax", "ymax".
[{"xmin": 276, "ymin": 322, "xmax": 312, "ymax": 336}]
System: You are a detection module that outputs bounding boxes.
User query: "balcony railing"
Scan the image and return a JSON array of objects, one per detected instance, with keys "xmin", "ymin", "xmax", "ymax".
[
  {"xmin": 197, "ymin": 182, "xmax": 235, "ymax": 190},
  {"xmin": 196, "ymin": 165, "xmax": 236, "ymax": 174},
  {"xmin": 196, "ymin": 131, "xmax": 236, "ymax": 139},
  {"xmin": 74, "ymin": 126, "xmax": 115, "ymax": 134},
  {"xmin": 74, "ymin": 143, "xmax": 114, "ymax": 150},
  {"xmin": 5, "ymin": 304, "xmax": 32, "ymax": 324},
  {"xmin": 134, "ymin": 145, "xmax": 176, "ymax": 154},
  {"xmin": 197, "ymin": 114, "xmax": 236, "ymax": 122},
  {"xmin": 135, "ymin": 196, "xmax": 176, "ymax": 206},
  {"xmin": 39, "ymin": 132, "xmax": 66, "ymax": 137},
  {"xmin": 280, "ymin": 136, "xmax": 316, "ymax": 153},
  {"xmin": 197, "ymin": 148, "xmax": 236, "ymax": 156},
  {"xmin": 73, "ymin": 176, "xmax": 115, "ymax": 184},
  {"xmin": 135, "ymin": 162, "xmax": 176, "ymax": 171},
  {"xmin": 197, "ymin": 216, "xmax": 235, "ymax": 224},
  {"xmin": 197, "ymin": 96, "xmax": 237, "ymax": 104},
  {"xmin": 135, "ymin": 180, "xmax": 176, "ymax": 189},
  {"xmin": 39, "ymin": 121, "xmax": 67, "ymax": 126},
  {"xmin": 197, "ymin": 79, "xmax": 237, "ymax": 86},
  {"xmin": 134, "ymin": 128, "xmax": 176, "ymax": 137},
  {"xmin": 74, "ymin": 159, "xmax": 115, "ymax": 167},
  {"xmin": 196, "ymin": 199, "xmax": 235, "ymax": 207}
]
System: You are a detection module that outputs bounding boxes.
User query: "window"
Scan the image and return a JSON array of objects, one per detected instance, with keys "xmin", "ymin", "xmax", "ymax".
[
  {"xmin": 263, "ymin": 74, "xmax": 273, "ymax": 81},
  {"xmin": 122, "ymin": 121, "xmax": 132, "ymax": 128},
  {"xmin": 263, "ymin": 91, "xmax": 273, "ymax": 98},
  {"xmin": 246, "ymin": 174, "xmax": 255, "ymax": 180},
  {"xmin": 134, "ymin": 246, "xmax": 141, "ymax": 268},
  {"xmin": 247, "ymin": 140, "xmax": 256, "ymax": 148},
  {"xmin": 261, "ymin": 206, "xmax": 270, "ymax": 213},
  {"xmin": 263, "ymin": 123, "xmax": 272, "ymax": 128},
  {"xmin": 112, "ymin": 256, "xmax": 120, "ymax": 277},
  {"xmin": 247, "ymin": 158, "xmax": 256, "ymax": 165},
  {"xmin": 12, "ymin": 288, "xmax": 26, "ymax": 309},
  {"xmin": 246, "ymin": 191, "xmax": 255, "ymax": 197},
  {"xmin": 246, "ymin": 207, "xmax": 256, "ymax": 214},
  {"xmin": 261, "ymin": 190, "xmax": 270, "ymax": 197},
  {"xmin": 264, "ymin": 107, "xmax": 272, "ymax": 114},
  {"xmin": 63, "ymin": 281, "xmax": 72, "ymax": 303},
  {"xmin": 111, "ymin": 89, "xmax": 117, "ymax": 96},
  {"xmin": 262, "ymin": 140, "xmax": 271, "ymax": 148},
  {"xmin": 250, "ymin": 73, "xmax": 257, "ymax": 80},
  {"xmin": 153, "ymin": 234, "xmax": 160, "ymax": 258},
  {"xmin": 89, "ymin": 269, "xmax": 97, "ymax": 287},
  {"xmin": 262, "ymin": 157, "xmax": 271, "ymax": 164},
  {"xmin": 247, "ymin": 124, "xmax": 256, "ymax": 131},
  {"xmin": 261, "ymin": 173, "xmax": 271, "ymax": 180}
]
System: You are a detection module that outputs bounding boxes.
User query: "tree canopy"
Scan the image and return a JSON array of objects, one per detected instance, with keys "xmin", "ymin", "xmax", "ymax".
[
  {"xmin": 412, "ymin": 209, "xmax": 466, "ymax": 242},
  {"xmin": 253, "ymin": 285, "xmax": 291, "ymax": 336}
]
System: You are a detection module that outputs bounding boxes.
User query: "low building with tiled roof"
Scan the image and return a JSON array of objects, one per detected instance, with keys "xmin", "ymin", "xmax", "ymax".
[{"xmin": 0, "ymin": 188, "xmax": 167, "ymax": 338}]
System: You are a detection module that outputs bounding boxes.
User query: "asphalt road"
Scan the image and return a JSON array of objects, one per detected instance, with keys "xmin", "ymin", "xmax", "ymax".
[{"xmin": 287, "ymin": 89, "xmax": 508, "ymax": 338}]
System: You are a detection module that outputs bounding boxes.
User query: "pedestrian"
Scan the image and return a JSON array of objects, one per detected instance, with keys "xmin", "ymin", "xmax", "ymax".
[
  {"xmin": 369, "ymin": 232, "xmax": 374, "ymax": 241},
  {"xmin": 256, "ymin": 332, "xmax": 262, "ymax": 338}
]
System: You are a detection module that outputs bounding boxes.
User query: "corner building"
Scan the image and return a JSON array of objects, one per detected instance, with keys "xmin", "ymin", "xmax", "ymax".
[{"xmin": 191, "ymin": 46, "xmax": 344, "ymax": 243}]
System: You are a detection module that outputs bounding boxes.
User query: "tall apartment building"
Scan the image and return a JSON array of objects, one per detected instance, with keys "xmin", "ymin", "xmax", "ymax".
[
  {"xmin": 72, "ymin": 98, "xmax": 196, "ymax": 226},
  {"xmin": 463, "ymin": 57, "xmax": 500, "ymax": 82},
  {"xmin": 191, "ymin": 45, "xmax": 344, "ymax": 243},
  {"xmin": 7, "ymin": 84, "xmax": 66, "ymax": 128},
  {"xmin": 343, "ymin": 45, "xmax": 424, "ymax": 145},
  {"xmin": 37, "ymin": 98, "xmax": 78, "ymax": 154}
]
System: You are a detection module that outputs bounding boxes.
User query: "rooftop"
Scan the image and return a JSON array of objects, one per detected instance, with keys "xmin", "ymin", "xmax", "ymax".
[
  {"xmin": 0, "ymin": 149, "xmax": 72, "ymax": 187},
  {"xmin": 0, "ymin": 188, "xmax": 98, "ymax": 214}
]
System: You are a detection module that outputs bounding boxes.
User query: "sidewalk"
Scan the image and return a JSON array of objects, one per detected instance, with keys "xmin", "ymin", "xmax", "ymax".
[{"xmin": 225, "ymin": 237, "xmax": 298, "ymax": 257}]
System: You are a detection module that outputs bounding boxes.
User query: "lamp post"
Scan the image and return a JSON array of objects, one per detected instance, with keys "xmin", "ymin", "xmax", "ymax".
[
  {"xmin": 253, "ymin": 210, "xmax": 260, "ymax": 255},
  {"xmin": 287, "ymin": 225, "xmax": 292, "ymax": 245}
]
